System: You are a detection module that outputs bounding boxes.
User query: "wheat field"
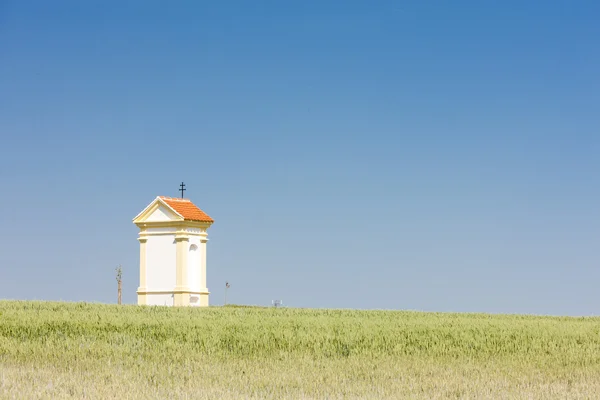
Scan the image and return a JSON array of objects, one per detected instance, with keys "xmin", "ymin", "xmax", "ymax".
[{"xmin": 0, "ymin": 300, "xmax": 599, "ymax": 399}]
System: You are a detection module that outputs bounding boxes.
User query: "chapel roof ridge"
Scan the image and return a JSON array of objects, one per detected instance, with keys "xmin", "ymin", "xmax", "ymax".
[{"xmin": 159, "ymin": 196, "xmax": 190, "ymax": 201}]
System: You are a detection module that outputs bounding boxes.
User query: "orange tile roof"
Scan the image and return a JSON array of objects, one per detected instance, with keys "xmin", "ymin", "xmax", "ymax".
[{"xmin": 159, "ymin": 196, "xmax": 214, "ymax": 223}]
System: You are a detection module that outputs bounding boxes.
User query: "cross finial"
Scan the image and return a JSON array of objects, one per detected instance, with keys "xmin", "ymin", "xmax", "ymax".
[{"xmin": 179, "ymin": 182, "xmax": 186, "ymax": 198}]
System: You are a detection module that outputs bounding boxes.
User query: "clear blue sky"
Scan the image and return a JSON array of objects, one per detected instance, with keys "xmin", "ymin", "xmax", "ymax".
[{"xmin": 1, "ymin": 1, "xmax": 598, "ymax": 315}]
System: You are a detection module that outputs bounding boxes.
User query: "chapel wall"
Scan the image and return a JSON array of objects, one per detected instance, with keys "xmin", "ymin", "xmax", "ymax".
[
  {"xmin": 145, "ymin": 234, "xmax": 176, "ymax": 292},
  {"xmin": 146, "ymin": 293, "xmax": 174, "ymax": 306},
  {"xmin": 187, "ymin": 237, "xmax": 201, "ymax": 292}
]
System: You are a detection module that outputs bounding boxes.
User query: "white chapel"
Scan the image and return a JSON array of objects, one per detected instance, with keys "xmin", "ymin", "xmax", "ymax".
[{"xmin": 133, "ymin": 195, "xmax": 214, "ymax": 307}]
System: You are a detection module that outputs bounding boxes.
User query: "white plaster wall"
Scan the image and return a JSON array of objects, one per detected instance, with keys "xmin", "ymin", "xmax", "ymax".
[
  {"xmin": 188, "ymin": 240, "xmax": 200, "ymax": 292},
  {"xmin": 146, "ymin": 293, "xmax": 174, "ymax": 306},
  {"xmin": 146, "ymin": 234, "xmax": 176, "ymax": 291}
]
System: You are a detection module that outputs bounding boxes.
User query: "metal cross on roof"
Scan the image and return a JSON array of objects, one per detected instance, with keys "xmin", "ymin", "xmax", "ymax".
[{"xmin": 179, "ymin": 182, "xmax": 186, "ymax": 198}]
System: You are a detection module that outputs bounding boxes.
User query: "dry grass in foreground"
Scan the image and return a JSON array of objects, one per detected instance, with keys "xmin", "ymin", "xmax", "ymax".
[{"xmin": 0, "ymin": 301, "xmax": 599, "ymax": 399}]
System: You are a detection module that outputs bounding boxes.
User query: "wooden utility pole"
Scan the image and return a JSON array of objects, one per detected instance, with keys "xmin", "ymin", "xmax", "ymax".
[{"xmin": 116, "ymin": 265, "xmax": 122, "ymax": 305}]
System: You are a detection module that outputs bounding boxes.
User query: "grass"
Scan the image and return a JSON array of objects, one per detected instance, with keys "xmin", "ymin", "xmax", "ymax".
[{"xmin": 1, "ymin": 301, "xmax": 599, "ymax": 399}]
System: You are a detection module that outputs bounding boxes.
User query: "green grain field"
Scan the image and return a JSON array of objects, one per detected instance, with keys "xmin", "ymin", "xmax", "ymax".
[{"xmin": 1, "ymin": 301, "xmax": 599, "ymax": 399}]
